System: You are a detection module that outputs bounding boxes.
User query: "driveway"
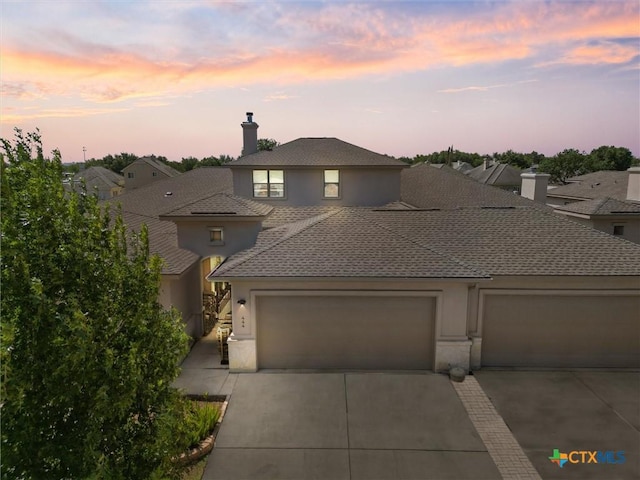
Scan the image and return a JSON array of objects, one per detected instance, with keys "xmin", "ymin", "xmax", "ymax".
[
  {"xmin": 203, "ymin": 372, "xmax": 500, "ymax": 479},
  {"xmin": 475, "ymin": 371, "xmax": 640, "ymax": 480}
]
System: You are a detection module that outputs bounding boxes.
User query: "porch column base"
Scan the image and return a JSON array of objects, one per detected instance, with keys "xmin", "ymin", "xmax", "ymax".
[
  {"xmin": 227, "ymin": 334, "xmax": 257, "ymax": 372},
  {"xmin": 470, "ymin": 336, "xmax": 482, "ymax": 370},
  {"xmin": 434, "ymin": 338, "xmax": 472, "ymax": 373}
]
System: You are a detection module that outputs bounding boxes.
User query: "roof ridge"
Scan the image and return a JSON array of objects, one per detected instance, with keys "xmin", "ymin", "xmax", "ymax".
[
  {"xmin": 212, "ymin": 208, "xmax": 343, "ymax": 276},
  {"xmin": 350, "ymin": 209, "xmax": 491, "ymax": 278}
]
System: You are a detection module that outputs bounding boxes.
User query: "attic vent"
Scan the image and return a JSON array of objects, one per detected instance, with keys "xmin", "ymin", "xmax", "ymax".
[{"xmin": 191, "ymin": 211, "xmax": 237, "ymax": 215}]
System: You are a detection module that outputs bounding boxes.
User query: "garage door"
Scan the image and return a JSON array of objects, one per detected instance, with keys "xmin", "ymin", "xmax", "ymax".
[
  {"xmin": 257, "ymin": 295, "xmax": 435, "ymax": 370},
  {"xmin": 482, "ymin": 294, "xmax": 640, "ymax": 368}
]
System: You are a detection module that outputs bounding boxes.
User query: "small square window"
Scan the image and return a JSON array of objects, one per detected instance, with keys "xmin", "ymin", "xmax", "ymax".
[
  {"xmin": 152, "ymin": 171, "xmax": 158, "ymax": 177},
  {"xmin": 209, "ymin": 228, "xmax": 224, "ymax": 244},
  {"xmin": 127, "ymin": 172, "xmax": 135, "ymax": 178},
  {"xmin": 613, "ymin": 225, "xmax": 624, "ymax": 236}
]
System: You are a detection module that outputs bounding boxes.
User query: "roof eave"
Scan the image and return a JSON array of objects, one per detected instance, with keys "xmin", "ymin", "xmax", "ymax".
[{"xmin": 207, "ymin": 274, "xmax": 492, "ymax": 283}]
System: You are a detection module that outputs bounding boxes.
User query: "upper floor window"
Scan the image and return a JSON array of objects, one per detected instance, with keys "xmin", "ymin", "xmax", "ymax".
[
  {"xmin": 253, "ymin": 170, "xmax": 284, "ymax": 198},
  {"xmin": 127, "ymin": 172, "xmax": 135, "ymax": 178},
  {"xmin": 324, "ymin": 170, "xmax": 340, "ymax": 198},
  {"xmin": 152, "ymin": 171, "xmax": 158, "ymax": 177},
  {"xmin": 613, "ymin": 225, "xmax": 625, "ymax": 236}
]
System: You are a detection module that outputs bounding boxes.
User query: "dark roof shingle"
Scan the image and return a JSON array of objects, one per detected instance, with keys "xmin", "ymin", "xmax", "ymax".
[{"xmin": 230, "ymin": 138, "xmax": 407, "ymax": 168}]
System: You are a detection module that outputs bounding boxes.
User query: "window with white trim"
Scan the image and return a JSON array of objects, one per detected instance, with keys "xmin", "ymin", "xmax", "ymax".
[
  {"xmin": 324, "ymin": 170, "xmax": 340, "ymax": 198},
  {"xmin": 253, "ymin": 170, "xmax": 284, "ymax": 198}
]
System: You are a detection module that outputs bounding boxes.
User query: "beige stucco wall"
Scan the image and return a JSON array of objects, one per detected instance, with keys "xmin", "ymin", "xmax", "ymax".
[
  {"xmin": 231, "ymin": 168, "xmax": 402, "ymax": 206},
  {"xmin": 159, "ymin": 262, "xmax": 203, "ymax": 339},
  {"xmin": 591, "ymin": 217, "xmax": 640, "ymax": 244},
  {"xmin": 123, "ymin": 162, "xmax": 168, "ymax": 189},
  {"xmin": 175, "ymin": 220, "xmax": 263, "ymax": 259}
]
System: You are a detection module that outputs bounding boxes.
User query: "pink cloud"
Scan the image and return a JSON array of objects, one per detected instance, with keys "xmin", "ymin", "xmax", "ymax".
[{"xmin": 1, "ymin": 1, "xmax": 638, "ymax": 122}]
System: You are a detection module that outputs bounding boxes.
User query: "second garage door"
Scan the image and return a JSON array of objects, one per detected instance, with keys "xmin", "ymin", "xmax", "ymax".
[
  {"xmin": 481, "ymin": 294, "xmax": 640, "ymax": 368},
  {"xmin": 257, "ymin": 294, "xmax": 435, "ymax": 370}
]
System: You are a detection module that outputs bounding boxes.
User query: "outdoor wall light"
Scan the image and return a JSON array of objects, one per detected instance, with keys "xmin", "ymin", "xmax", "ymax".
[{"xmin": 237, "ymin": 299, "xmax": 246, "ymax": 305}]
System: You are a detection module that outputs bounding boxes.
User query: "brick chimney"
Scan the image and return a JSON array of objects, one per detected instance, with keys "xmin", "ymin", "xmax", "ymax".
[
  {"xmin": 241, "ymin": 112, "xmax": 259, "ymax": 156},
  {"xmin": 520, "ymin": 172, "xmax": 550, "ymax": 203},
  {"xmin": 627, "ymin": 167, "xmax": 640, "ymax": 202}
]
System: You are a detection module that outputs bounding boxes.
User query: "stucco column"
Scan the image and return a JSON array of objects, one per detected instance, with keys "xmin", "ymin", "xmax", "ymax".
[
  {"xmin": 434, "ymin": 284, "xmax": 472, "ymax": 372},
  {"xmin": 227, "ymin": 283, "xmax": 257, "ymax": 372}
]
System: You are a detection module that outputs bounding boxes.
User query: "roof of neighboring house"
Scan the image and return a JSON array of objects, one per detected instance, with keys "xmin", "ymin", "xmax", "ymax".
[
  {"xmin": 105, "ymin": 167, "xmax": 233, "ymax": 274},
  {"xmin": 122, "ymin": 157, "xmax": 181, "ymax": 178},
  {"xmin": 210, "ymin": 208, "xmax": 490, "ymax": 279},
  {"xmin": 160, "ymin": 193, "xmax": 273, "ymax": 219},
  {"xmin": 553, "ymin": 197, "xmax": 640, "ymax": 216},
  {"xmin": 401, "ymin": 163, "xmax": 542, "ymax": 209},
  {"xmin": 547, "ymin": 170, "xmax": 629, "ymax": 201},
  {"xmin": 71, "ymin": 166, "xmax": 124, "ymax": 191},
  {"xmin": 229, "ymin": 138, "xmax": 407, "ymax": 168},
  {"xmin": 453, "ymin": 161, "xmax": 474, "ymax": 173},
  {"xmin": 466, "ymin": 162, "xmax": 522, "ymax": 186}
]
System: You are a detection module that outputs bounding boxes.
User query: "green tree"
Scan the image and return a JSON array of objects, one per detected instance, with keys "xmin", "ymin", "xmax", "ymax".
[
  {"xmin": 257, "ymin": 138, "xmax": 279, "ymax": 151},
  {"xmin": 588, "ymin": 146, "xmax": 634, "ymax": 171},
  {"xmin": 1, "ymin": 130, "xmax": 189, "ymax": 479},
  {"xmin": 538, "ymin": 148, "xmax": 588, "ymax": 183},
  {"xmin": 86, "ymin": 152, "xmax": 138, "ymax": 173}
]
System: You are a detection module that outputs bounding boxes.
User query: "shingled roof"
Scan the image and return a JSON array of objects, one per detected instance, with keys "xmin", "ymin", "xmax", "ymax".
[
  {"xmin": 211, "ymin": 205, "xmax": 640, "ymax": 279},
  {"xmin": 106, "ymin": 167, "xmax": 233, "ymax": 274},
  {"xmin": 467, "ymin": 162, "xmax": 522, "ymax": 187},
  {"xmin": 553, "ymin": 197, "xmax": 640, "ymax": 216},
  {"xmin": 547, "ymin": 170, "xmax": 629, "ymax": 201},
  {"xmin": 210, "ymin": 209, "xmax": 489, "ymax": 279},
  {"xmin": 72, "ymin": 166, "xmax": 124, "ymax": 190},
  {"xmin": 160, "ymin": 193, "xmax": 273, "ymax": 219},
  {"xmin": 401, "ymin": 163, "xmax": 542, "ymax": 209},
  {"xmin": 230, "ymin": 138, "xmax": 407, "ymax": 168}
]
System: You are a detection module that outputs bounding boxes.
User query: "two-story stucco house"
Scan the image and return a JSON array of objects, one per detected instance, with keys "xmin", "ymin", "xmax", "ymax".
[
  {"xmin": 109, "ymin": 114, "xmax": 640, "ymax": 373},
  {"xmin": 122, "ymin": 157, "xmax": 180, "ymax": 190}
]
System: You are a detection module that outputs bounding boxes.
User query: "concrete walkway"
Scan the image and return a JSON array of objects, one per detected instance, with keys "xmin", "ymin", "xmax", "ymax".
[
  {"xmin": 203, "ymin": 373, "xmax": 501, "ymax": 479},
  {"xmin": 172, "ymin": 330, "xmax": 237, "ymax": 396}
]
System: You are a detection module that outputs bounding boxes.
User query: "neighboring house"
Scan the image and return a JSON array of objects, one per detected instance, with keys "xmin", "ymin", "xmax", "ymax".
[
  {"xmin": 521, "ymin": 168, "xmax": 640, "ymax": 244},
  {"xmin": 121, "ymin": 157, "xmax": 180, "ymax": 190},
  {"xmin": 545, "ymin": 170, "xmax": 630, "ymax": 206},
  {"xmin": 67, "ymin": 166, "xmax": 124, "ymax": 200},
  {"xmin": 466, "ymin": 159, "xmax": 523, "ymax": 193},
  {"xmin": 109, "ymin": 114, "xmax": 640, "ymax": 374},
  {"xmin": 452, "ymin": 160, "xmax": 474, "ymax": 173}
]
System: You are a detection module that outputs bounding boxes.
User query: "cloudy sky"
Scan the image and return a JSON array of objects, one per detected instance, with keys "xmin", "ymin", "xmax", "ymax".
[{"xmin": 1, "ymin": 1, "xmax": 638, "ymax": 162}]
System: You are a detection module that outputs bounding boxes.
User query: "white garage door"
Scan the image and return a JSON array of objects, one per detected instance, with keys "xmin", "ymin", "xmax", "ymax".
[
  {"xmin": 257, "ymin": 295, "xmax": 435, "ymax": 370},
  {"xmin": 482, "ymin": 294, "xmax": 640, "ymax": 368}
]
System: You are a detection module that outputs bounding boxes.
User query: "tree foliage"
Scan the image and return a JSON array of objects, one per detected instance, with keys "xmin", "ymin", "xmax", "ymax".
[
  {"xmin": 257, "ymin": 138, "xmax": 279, "ymax": 151},
  {"xmin": 1, "ymin": 130, "xmax": 189, "ymax": 479},
  {"xmin": 538, "ymin": 146, "xmax": 636, "ymax": 184}
]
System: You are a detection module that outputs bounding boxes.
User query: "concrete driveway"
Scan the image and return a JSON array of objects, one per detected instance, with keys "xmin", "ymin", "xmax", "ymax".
[
  {"xmin": 203, "ymin": 373, "xmax": 500, "ymax": 479},
  {"xmin": 475, "ymin": 371, "xmax": 640, "ymax": 480}
]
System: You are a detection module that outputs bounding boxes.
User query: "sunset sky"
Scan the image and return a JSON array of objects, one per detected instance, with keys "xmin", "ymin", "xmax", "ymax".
[{"xmin": 1, "ymin": 1, "xmax": 639, "ymax": 162}]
